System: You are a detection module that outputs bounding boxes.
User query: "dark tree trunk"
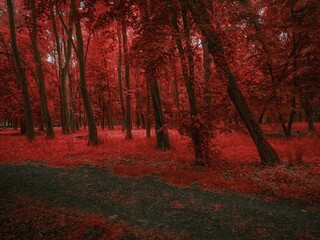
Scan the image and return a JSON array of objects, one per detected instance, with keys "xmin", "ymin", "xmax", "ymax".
[
  {"xmin": 68, "ymin": 71, "xmax": 76, "ymax": 132},
  {"xmin": 51, "ymin": 9, "xmax": 72, "ymax": 134},
  {"xmin": 106, "ymin": 76, "xmax": 114, "ymax": 130},
  {"xmin": 71, "ymin": 0, "xmax": 99, "ymax": 145},
  {"xmin": 7, "ymin": 0, "xmax": 35, "ymax": 141},
  {"xmin": 170, "ymin": 57, "xmax": 180, "ymax": 121},
  {"xmin": 286, "ymin": 107, "xmax": 296, "ymax": 136},
  {"xmin": 101, "ymin": 108, "xmax": 105, "ymax": 130},
  {"xmin": 117, "ymin": 22, "xmax": 126, "ymax": 131},
  {"xmin": 147, "ymin": 68, "xmax": 170, "ymax": 150},
  {"xmin": 186, "ymin": 0, "xmax": 281, "ymax": 166},
  {"xmin": 122, "ymin": 19, "xmax": 133, "ymax": 139},
  {"xmin": 135, "ymin": 70, "xmax": 142, "ymax": 129},
  {"xmin": 203, "ymin": 41, "xmax": 212, "ymax": 107},
  {"xmin": 141, "ymin": 113, "xmax": 146, "ymax": 129},
  {"xmin": 146, "ymin": 80, "xmax": 151, "ymax": 138},
  {"xmin": 98, "ymin": 86, "xmax": 113, "ymax": 130},
  {"xmin": 30, "ymin": 0, "xmax": 54, "ymax": 139},
  {"xmin": 13, "ymin": 119, "xmax": 18, "ymax": 130},
  {"xmin": 20, "ymin": 119, "xmax": 26, "ymax": 135},
  {"xmin": 170, "ymin": 1, "xmax": 204, "ymax": 162},
  {"xmin": 303, "ymin": 95, "xmax": 314, "ymax": 132}
]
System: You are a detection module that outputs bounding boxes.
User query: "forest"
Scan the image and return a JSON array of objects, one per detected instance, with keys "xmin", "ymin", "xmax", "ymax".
[{"xmin": 0, "ymin": 0, "xmax": 320, "ymax": 239}]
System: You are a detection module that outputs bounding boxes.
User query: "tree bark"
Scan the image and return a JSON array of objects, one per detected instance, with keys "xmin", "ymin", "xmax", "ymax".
[
  {"xmin": 169, "ymin": 1, "xmax": 204, "ymax": 162},
  {"xmin": 68, "ymin": 71, "xmax": 76, "ymax": 132},
  {"xmin": 303, "ymin": 95, "xmax": 314, "ymax": 132},
  {"xmin": 135, "ymin": 70, "xmax": 142, "ymax": 129},
  {"xmin": 186, "ymin": 0, "xmax": 281, "ymax": 166},
  {"xmin": 7, "ymin": 0, "xmax": 35, "ymax": 141},
  {"xmin": 121, "ymin": 19, "xmax": 133, "ymax": 139},
  {"xmin": 203, "ymin": 41, "xmax": 212, "ymax": 107},
  {"xmin": 146, "ymin": 80, "xmax": 151, "ymax": 138},
  {"xmin": 117, "ymin": 22, "xmax": 126, "ymax": 131},
  {"xmin": 147, "ymin": 68, "xmax": 170, "ymax": 150},
  {"xmin": 71, "ymin": 0, "xmax": 99, "ymax": 145},
  {"xmin": 170, "ymin": 58, "xmax": 180, "ymax": 119},
  {"xmin": 30, "ymin": 0, "xmax": 54, "ymax": 139},
  {"xmin": 51, "ymin": 8, "xmax": 71, "ymax": 134}
]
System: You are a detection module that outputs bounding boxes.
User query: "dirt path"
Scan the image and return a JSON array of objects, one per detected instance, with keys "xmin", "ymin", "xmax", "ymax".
[{"xmin": 0, "ymin": 164, "xmax": 319, "ymax": 239}]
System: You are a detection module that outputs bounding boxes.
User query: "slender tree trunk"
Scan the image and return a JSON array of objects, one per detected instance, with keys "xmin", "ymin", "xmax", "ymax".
[
  {"xmin": 7, "ymin": 0, "xmax": 35, "ymax": 141},
  {"xmin": 170, "ymin": 57, "xmax": 180, "ymax": 120},
  {"xmin": 135, "ymin": 70, "xmax": 142, "ymax": 129},
  {"xmin": 117, "ymin": 22, "xmax": 126, "ymax": 131},
  {"xmin": 30, "ymin": 0, "xmax": 54, "ymax": 139},
  {"xmin": 186, "ymin": 0, "xmax": 281, "ymax": 166},
  {"xmin": 71, "ymin": 0, "xmax": 99, "ymax": 145},
  {"xmin": 286, "ymin": 102, "xmax": 296, "ymax": 136},
  {"xmin": 51, "ymin": 8, "xmax": 71, "ymax": 134},
  {"xmin": 101, "ymin": 108, "xmax": 105, "ymax": 130},
  {"xmin": 203, "ymin": 41, "xmax": 212, "ymax": 107},
  {"xmin": 146, "ymin": 80, "xmax": 151, "ymax": 138},
  {"xmin": 303, "ymin": 95, "xmax": 314, "ymax": 132},
  {"xmin": 68, "ymin": 71, "xmax": 76, "ymax": 132},
  {"xmin": 121, "ymin": 19, "xmax": 133, "ymax": 139},
  {"xmin": 98, "ymin": 85, "xmax": 113, "ymax": 130},
  {"xmin": 147, "ymin": 68, "xmax": 170, "ymax": 150},
  {"xmin": 102, "ymin": 57, "xmax": 114, "ymax": 130},
  {"xmin": 170, "ymin": 1, "xmax": 204, "ymax": 162}
]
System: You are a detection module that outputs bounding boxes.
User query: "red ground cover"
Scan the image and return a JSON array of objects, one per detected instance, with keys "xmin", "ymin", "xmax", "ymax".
[
  {"xmin": 1, "ymin": 123, "xmax": 319, "ymax": 204},
  {"xmin": 0, "ymin": 195, "xmax": 182, "ymax": 239}
]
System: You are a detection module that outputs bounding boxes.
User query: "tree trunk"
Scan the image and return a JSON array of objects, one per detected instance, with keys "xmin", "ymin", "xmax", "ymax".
[
  {"xmin": 98, "ymin": 85, "xmax": 113, "ymax": 130},
  {"xmin": 30, "ymin": 0, "xmax": 54, "ymax": 139},
  {"xmin": 20, "ymin": 119, "xmax": 26, "ymax": 135},
  {"xmin": 71, "ymin": 0, "xmax": 99, "ymax": 145},
  {"xmin": 148, "ymin": 68, "xmax": 170, "ymax": 150},
  {"xmin": 101, "ymin": 108, "xmax": 105, "ymax": 130},
  {"xmin": 303, "ymin": 95, "xmax": 314, "ymax": 132},
  {"xmin": 121, "ymin": 19, "xmax": 133, "ymax": 139},
  {"xmin": 106, "ymin": 76, "xmax": 114, "ymax": 130},
  {"xmin": 146, "ymin": 80, "xmax": 151, "ymax": 138},
  {"xmin": 135, "ymin": 70, "xmax": 142, "ymax": 129},
  {"xmin": 117, "ymin": 22, "xmax": 126, "ymax": 131},
  {"xmin": 203, "ymin": 41, "xmax": 212, "ymax": 107},
  {"xmin": 68, "ymin": 71, "xmax": 76, "ymax": 132},
  {"xmin": 170, "ymin": 1, "xmax": 204, "ymax": 162},
  {"xmin": 7, "ymin": 0, "xmax": 35, "ymax": 141},
  {"xmin": 51, "ymin": 8, "xmax": 71, "ymax": 134},
  {"xmin": 186, "ymin": 0, "xmax": 281, "ymax": 166}
]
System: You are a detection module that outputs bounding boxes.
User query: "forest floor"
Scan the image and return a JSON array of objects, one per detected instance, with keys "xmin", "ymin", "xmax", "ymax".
[
  {"xmin": 0, "ymin": 123, "xmax": 320, "ymax": 239},
  {"xmin": 1, "ymin": 164, "xmax": 319, "ymax": 239}
]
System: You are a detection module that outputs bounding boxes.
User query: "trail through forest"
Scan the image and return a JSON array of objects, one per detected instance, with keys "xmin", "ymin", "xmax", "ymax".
[{"xmin": 0, "ymin": 164, "xmax": 319, "ymax": 239}]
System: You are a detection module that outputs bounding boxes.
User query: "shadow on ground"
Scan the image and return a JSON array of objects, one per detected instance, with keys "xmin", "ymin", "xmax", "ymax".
[{"xmin": 0, "ymin": 164, "xmax": 319, "ymax": 239}]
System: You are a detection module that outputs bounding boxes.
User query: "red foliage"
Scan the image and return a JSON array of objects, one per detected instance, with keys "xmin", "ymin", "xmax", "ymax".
[{"xmin": 1, "ymin": 123, "xmax": 320, "ymax": 204}]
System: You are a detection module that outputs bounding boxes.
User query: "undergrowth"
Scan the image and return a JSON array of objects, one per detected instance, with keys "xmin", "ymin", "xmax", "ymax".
[{"xmin": 0, "ymin": 123, "xmax": 319, "ymax": 204}]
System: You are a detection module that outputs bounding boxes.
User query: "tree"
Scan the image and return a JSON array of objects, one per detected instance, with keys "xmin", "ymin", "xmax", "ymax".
[
  {"xmin": 121, "ymin": 18, "xmax": 133, "ymax": 139},
  {"xmin": 185, "ymin": 0, "xmax": 281, "ymax": 166},
  {"xmin": 6, "ymin": 0, "xmax": 35, "ymax": 141},
  {"xmin": 133, "ymin": 0, "xmax": 171, "ymax": 149},
  {"xmin": 29, "ymin": 0, "xmax": 54, "ymax": 139},
  {"xmin": 51, "ymin": 6, "xmax": 72, "ymax": 134},
  {"xmin": 117, "ymin": 21, "xmax": 126, "ymax": 131},
  {"xmin": 70, "ymin": 0, "xmax": 99, "ymax": 145},
  {"xmin": 168, "ymin": 0, "xmax": 209, "ymax": 164}
]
